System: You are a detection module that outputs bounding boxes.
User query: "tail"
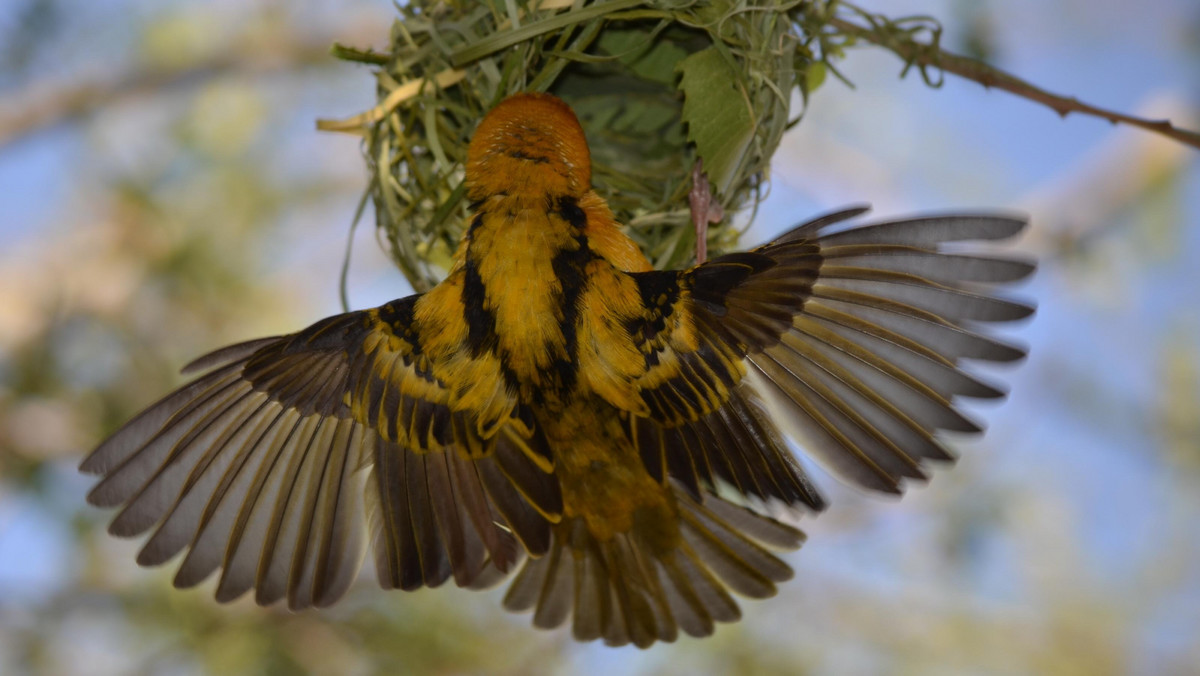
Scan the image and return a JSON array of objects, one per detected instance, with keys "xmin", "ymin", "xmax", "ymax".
[{"xmin": 501, "ymin": 484, "xmax": 803, "ymax": 648}]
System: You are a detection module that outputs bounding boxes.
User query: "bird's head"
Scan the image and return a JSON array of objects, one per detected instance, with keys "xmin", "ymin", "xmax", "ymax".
[{"xmin": 465, "ymin": 93, "xmax": 592, "ymax": 201}]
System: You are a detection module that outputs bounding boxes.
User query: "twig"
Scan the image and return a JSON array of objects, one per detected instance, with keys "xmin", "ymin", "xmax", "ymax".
[
  {"xmin": 688, "ymin": 160, "xmax": 724, "ymax": 264},
  {"xmin": 315, "ymin": 69, "xmax": 465, "ymax": 134},
  {"xmin": 827, "ymin": 15, "xmax": 1200, "ymax": 152}
]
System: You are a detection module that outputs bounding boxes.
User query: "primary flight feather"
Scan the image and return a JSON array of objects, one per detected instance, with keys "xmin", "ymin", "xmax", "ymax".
[{"xmin": 82, "ymin": 92, "xmax": 1034, "ymax": 648}]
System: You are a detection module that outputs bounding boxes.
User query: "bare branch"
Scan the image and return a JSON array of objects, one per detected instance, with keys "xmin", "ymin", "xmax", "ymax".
[{"xmin": 827, "ymin": 15, "xmax": 1200, "ymax": 152}]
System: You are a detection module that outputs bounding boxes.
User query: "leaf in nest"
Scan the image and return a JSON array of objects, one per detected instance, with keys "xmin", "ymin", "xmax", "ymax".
[
  {"xmin": 803, "ymin": 61, "xmax": 827, "ymax": 95},
  {"xmin": 612, "ymin": 101, "xmax": 676, "ymax": 136},
  {"xmin": 677, "ymin": 46, "xmax": 755, "ymax": 195},
  {"xmin": 597, "ymin": 28, "xmax": 689, "ymax": 85}
]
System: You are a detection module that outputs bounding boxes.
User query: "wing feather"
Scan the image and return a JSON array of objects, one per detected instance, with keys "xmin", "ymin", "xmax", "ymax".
[
  {"xmin": 610, "ymin": 208, "xmax": 1034, "ymax": 501},
  {"xmin": 82, "ymin": 293, "xmax": 557, "ymax": 607}
]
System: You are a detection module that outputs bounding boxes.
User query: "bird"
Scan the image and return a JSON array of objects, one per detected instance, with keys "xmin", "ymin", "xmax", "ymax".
[{"xmin": 81, "ymin": 92, "xmax": 1035, "ymax": 648}]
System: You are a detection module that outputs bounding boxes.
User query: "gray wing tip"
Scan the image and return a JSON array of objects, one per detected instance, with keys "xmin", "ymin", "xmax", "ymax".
[
  {"xmin": 891, "ymin": 211, "xmax": 1031, "ymax": 236},
  {"xmin": 990, "ymin": 338, "xmax": 1031, "ymax": 363},
  {"xmin": 1004, "ymin": 256, "xmax": 1039, "ymax": 283},
  {"xmin": 78, "ymin": 453, "xmax": 105, "ymax": 475},
  {"xmin": 928, "ymin": 212, "xmax": 1031, "ymax": 240},
  {"xmin": 988, "ymin": 295, "xmax": 1038, "ymax": 323},
  {"xmin": 1008, "ymin": 298, "xmax": 1037, "ymax": 321}
]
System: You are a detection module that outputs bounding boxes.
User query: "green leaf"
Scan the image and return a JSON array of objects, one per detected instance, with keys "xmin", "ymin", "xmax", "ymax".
[
  {"xmin": 613, "ymin": 100, "xmax": 675, "ymax": 135},
  {"xmin": 677, "ymin": 47, "xmax": 754, "ymax": 195},
  {"xmin": 803, "ymin": 61, "xmax": 827, "ymax": 94}
]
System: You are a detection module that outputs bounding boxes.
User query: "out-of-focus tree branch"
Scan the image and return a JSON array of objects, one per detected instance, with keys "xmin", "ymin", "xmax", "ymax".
[
  {"xmin": 0, "ymin": 31, "xmax": 368, "ymax": 149},
  {"xmin": 828, "ymin": 12, "xmax": 1200, "ymax": 152}
]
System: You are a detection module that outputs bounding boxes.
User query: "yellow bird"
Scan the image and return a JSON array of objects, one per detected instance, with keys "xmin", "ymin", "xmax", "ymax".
[{"xmin": 81, "ymin": 93, "xmax": 1034, "ymax": 648}]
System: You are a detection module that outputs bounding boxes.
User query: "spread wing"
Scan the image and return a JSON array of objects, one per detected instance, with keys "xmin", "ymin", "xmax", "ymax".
[
  {"xmin": 80, "ymin": 295, "xmax": 560, "ymax": 609},
  {"xmin": 615, "ymin": 206, "xmax": 1035, "ymax": 504}
]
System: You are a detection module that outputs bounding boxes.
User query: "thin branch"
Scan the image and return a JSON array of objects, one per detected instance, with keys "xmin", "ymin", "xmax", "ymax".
[
  {"xmin": 827, "ymin": 15, "xmax": 1200, "ymax": 152},
  {"xmin": 315, "ymin": 68, "xmax": 465, "ymax": 134}
]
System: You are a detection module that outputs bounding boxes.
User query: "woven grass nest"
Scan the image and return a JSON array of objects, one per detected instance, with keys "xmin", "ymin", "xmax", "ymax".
[{"xmin": 324, "ymin": 0, "xmax": 837, "ymax": 291}]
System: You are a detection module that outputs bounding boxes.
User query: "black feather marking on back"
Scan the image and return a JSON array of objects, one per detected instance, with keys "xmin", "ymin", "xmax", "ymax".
[
  {"xmin": 462, "ymin": 254, "xmax": 500, "ymax": 359},
  {"xmin": 460, "ymin": 218, "xmax": 525, "ymax": 395},
  {"xmin": 553, "ymin": 194, "xmax": 588, "ymax": 231},
  {"xmin": 546, "ymin": 195, "xmax": 593, "ymax": 399}
]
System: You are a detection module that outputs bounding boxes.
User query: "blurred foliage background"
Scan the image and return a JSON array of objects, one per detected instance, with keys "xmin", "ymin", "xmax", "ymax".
[{"xmin": 1, "ymin": 1, "xmax": 1198, "ymax": 674}]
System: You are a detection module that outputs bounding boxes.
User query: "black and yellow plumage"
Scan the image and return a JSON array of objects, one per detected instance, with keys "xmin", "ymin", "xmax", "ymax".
[{"xmin": 82, "ymin": 93, "xmax": 1034, "ymax": 647}]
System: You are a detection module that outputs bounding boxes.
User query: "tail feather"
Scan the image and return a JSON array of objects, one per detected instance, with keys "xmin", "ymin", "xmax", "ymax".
[
  {"xmin": 502, "ymin": 485, "xmax": 802, "ymax": 648},
  {"xmin": 534, "ymin": 542, "xmax": 576, "ymax": 630},
  {"xmin": 570, "ymin": 530, "xmax": 611, "ymax": 641},
  {"xmin": 595, "ymin": 533, "xmax": 664, "ymax": 646}
]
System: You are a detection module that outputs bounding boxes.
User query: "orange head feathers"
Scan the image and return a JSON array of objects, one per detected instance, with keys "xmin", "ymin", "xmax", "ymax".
[{"xmin": 465, "ymin": 93, "xmax": 592, "ymax": 201}]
